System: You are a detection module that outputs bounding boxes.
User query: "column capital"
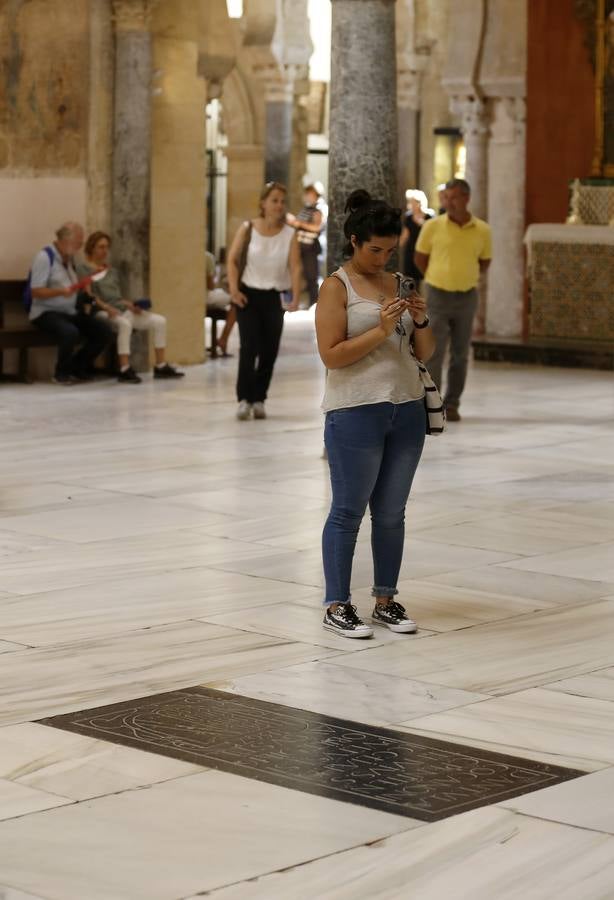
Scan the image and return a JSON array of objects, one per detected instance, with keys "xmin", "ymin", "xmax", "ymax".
[
  {"xmin": 254, "ymin": 62, "xmax": 307, "ymax": 103},
  {"xmin": 491, "ymin": 97, "xmax": 526, "ymax": 144},
  {"xmin": 397, "ymin": 69, "xmax": 422, "ymax": 111},
  {"xmin": 397, "ymin": 46, "xmax": 430, "ymax": 110},
  {"xmin": 450, "ymin": 96, "xmax": 490, "ymax": 139},
  {"xmin": 112, "ymin": 0, "xmax": 158, "ymax": 32}
]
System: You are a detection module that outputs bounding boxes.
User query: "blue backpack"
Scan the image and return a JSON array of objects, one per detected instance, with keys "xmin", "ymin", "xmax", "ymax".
[{"xmin": 23, "ymin": 246, "xmax": 54, "ymax": 313}]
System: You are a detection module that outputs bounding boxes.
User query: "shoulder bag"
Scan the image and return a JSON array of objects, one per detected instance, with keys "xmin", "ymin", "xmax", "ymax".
[
  {"xmin": 411, "ymin": 344, "xmax": 446, "ymax": 435},
  {"xmin": 396, "ymin": 273, "xmax": 445, "ymax": 435},
  {"xmin": 237, "ymin": 221, "xmax": 253, "ymax": 284}
]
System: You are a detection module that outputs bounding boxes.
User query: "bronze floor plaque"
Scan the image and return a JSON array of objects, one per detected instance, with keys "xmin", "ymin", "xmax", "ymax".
[{"xmin": 41, "ymin": 687, "xmax": 585, "ymax": 822}]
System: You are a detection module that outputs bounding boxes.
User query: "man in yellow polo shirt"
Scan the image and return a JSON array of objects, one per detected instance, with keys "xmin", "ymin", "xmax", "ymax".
[{"xmin": 414, "ymin": 178, "xmax": 492, "ymax": 421}]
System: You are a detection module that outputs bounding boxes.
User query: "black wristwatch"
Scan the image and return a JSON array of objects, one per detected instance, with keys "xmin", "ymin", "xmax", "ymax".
[{"xmin": 413, "ymin": 316, "xmax": 430, "ymax": 329}]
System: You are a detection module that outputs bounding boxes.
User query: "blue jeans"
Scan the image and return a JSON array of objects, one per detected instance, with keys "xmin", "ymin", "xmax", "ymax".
[{"xmin": 322, "ymin": 400, "xmax": 426, "ymax": 606}]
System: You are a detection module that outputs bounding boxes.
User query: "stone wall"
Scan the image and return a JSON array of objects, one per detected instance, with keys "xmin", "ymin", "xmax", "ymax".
[
  {"xmin": 0, "ymin": 0, "xmax": 89, "ymax": 277},
  {"xmin": 0, "ymin": 0, "xmax": 89, "ymax": 171},
  {"xmin": 414, "ymin": 0, "xmax": 452, "ymax": 206}
]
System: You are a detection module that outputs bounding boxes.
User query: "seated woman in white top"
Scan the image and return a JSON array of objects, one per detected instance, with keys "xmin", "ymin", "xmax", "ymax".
[
  {"xmin": 226, "ymin": 182, "xmax": 301, "ymax": 420},
  {"xmin": 77, "ymin": 231, "xmax": 184, "ymax": 384}
]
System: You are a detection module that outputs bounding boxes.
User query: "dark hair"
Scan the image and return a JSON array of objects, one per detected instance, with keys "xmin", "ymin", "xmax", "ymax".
[
  {"xmin": 85, "ymin": 230, "xmax": 111, "ymax": 257},
  {"xmin": 343, "ymin": 189, "xmax": 402, "ymax": 256},
  {"xmin": 445, "ymin": 178, "xmax": 471, "ymax": 195}
]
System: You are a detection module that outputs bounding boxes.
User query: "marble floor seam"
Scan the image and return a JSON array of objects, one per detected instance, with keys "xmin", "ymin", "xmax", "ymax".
[{"xmin": 174, "ymin": 825, "xmax": 425, "ymax": 900}]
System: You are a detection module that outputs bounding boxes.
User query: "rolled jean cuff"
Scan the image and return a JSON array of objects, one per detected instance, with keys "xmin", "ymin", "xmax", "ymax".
[
  {"xmin": 322, "ymin": 593, "xmax": 352, "ymax": 608},
  {"xmin": 371, "ymin": 586, "xmax": 398, "ymax": 598}
]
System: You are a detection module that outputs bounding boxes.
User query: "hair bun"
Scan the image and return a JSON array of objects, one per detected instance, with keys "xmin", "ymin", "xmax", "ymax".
[{"xmin": 344, "ymin": 189, "xmax": 372, "ymax": 214}]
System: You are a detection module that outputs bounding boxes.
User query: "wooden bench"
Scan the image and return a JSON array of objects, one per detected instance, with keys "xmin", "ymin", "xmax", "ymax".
[
  {"xmin": 0, "ymin": 280, "xmax": 56, "ymax": 383},
  {"xmin": 0, "ymin": 279, "xmax": 154, "ymax": 380}
]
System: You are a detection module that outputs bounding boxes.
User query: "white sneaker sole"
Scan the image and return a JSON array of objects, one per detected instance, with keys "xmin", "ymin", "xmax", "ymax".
[
  {"xmin": 372, "ymin": 617, "xmax": 418, "ymax": 634},
  {"xmin": 322, "ymin": 622, "xmax": 373, "ymax": 639}
]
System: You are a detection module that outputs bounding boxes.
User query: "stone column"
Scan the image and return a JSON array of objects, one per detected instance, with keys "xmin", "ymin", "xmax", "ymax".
[
  {"xmin": 289, "ymin": 92, "xmax": 310, "ymax": 213},
  {"xmin": 449, "ymin": 95, "xmax": 490, "ymax": 335},
  {"xmin": 397, "ymin": 68, "xmax": 422, "ymax": 203},
  {"xmin": 149, "ymin": 1, "xmax": 208, "ymax": 365},
  {"xmin": 452, "ymin": 96, "xmax": 490, "ymax": 219},
  {"xmin": 111, "ymin": 0, "xmax": 155, "ymax": 299},
  {"xmin": 328, "ymin": 0, "xmax": 398, "ymax": 272},
  {"xmin": 87, "ymin": 0, "xmax": 114, "ymax": 233},
  {"xmin": 486, "ymin": 97, "xmax": 526, "ymax": 338},
  {"xmin": 263, "ymin": 69, "xmax": 295, "ymax": 187},
  {"xmin": 395, "ymin": 0, "xmax": 425, "ymax": 202}
]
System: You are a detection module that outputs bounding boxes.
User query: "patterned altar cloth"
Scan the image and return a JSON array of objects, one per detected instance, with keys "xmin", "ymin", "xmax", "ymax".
[{"xmin": 524, "ymin": 225, "xmax": 614, "ymax": 342}]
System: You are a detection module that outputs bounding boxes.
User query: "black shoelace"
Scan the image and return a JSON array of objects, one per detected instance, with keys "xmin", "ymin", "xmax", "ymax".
[
  {"xmin": 338, "ymin": 604, "xmax": 363, "ymax": 624},
  {"xmin": 378, "ymin": 600, "xmax": 406, "ymax": 619}
]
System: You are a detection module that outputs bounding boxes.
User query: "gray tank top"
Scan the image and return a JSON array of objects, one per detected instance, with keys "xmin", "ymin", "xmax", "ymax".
[{"xmin": 321, "ymin": 267, "xmax": 424, "ymax": 412}]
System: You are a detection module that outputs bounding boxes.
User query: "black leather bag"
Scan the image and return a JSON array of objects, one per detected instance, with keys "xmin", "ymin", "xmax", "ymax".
[{"xmin": 75, "ymin": 289, "xmax": 98, "ymax": 316}]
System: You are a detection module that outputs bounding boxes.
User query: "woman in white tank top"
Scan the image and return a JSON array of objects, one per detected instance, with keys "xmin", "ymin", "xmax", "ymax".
[
  {"xmin": 315, "ymin": 189, "xmax": 436, "ymax": 639},
  {"xmin": 226, "ymin": 182, "xmax": 301, "ymax": 421}
]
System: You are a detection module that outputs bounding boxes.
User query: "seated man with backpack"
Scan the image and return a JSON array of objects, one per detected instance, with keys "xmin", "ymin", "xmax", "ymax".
[{"xmin": 27, "ymin": 222, "xmax": 112, "ymax": 384}]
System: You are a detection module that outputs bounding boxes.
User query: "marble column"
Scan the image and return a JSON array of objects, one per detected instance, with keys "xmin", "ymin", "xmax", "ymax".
[
  {"xmin": 452, "ymin": 96, "xmax": 490, "ymax": 220},
  {"xmin": 111, "ymin": 0, "xmax": 155, "ymax": 300},
  {"xmin": 397, "ymin": 69, "xmax": 422, "ymax": 203},
  {"xmin": 328, "ymin": 0, "xmax": 398, "ymax": 271},
  {"xmin": 289, "ymin": 93, "xmax": 310, "ymax": 214},
  {"xmin": 486, "ymin": 97, "xmax": 526, "ymax": 338},
  {"xmin": 87, "ymin": 0, "xmax": 114, "ymax": 233},
  {"xmin": 450, "ymin": 95, "xmax": 490, "ymax": 335},
  {"xmin": 264, "ymin": 72, "xmax": 295, "ymax": 187}
]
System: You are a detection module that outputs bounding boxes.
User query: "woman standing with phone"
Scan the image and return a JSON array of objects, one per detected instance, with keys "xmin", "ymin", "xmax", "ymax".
[
  {"xmin": 226, "ymin": 182, "xmax": 302, "ymax": 420},
  {"xmin": 315, "ymin": 189, "xmax": 435, "ymax": 638}
]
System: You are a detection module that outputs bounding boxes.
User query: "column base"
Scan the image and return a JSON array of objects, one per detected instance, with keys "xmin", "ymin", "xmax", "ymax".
[{"xmin": 472, "ymin": 335, "xmax": 614, "ymax": 371}]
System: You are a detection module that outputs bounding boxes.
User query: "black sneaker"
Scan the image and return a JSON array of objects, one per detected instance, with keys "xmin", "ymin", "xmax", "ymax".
[
  {"xmin": 118, "ymin": 367, "xmax": 142, "ymax": 384},
  {"xmin": 372, "ymin": 600, "xmax": 417, "ymax": 633},
  {"xmin": 71, "ymin": 372, "xmax": 95, "ymax": 382},
  {"xmin": 154, "ymin": 364, "xmax": 184, "ymax": 379},
  {"xmin": 51, "ymin": 374, "xmax": 76, "ymax": 386},
  {"xmin": 323, "ymin": 604, "xmax": 373, "ymax": 639}
]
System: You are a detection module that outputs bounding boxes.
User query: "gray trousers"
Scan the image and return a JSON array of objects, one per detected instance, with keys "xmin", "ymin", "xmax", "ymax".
[{"xmin": 426, "ymin": 284, "xmax": 478, "ymax": 410}]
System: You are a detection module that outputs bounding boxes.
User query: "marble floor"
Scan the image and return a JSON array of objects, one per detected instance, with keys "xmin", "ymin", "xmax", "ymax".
[{"xmin": 0, "ymin": 310, "xmax": 613, "ymax": 899}]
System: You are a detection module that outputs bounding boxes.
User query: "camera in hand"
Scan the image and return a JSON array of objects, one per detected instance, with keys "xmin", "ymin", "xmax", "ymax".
[{"xmin": 395, "ymin": 274, "xmax": 416, "ymax": 299}]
